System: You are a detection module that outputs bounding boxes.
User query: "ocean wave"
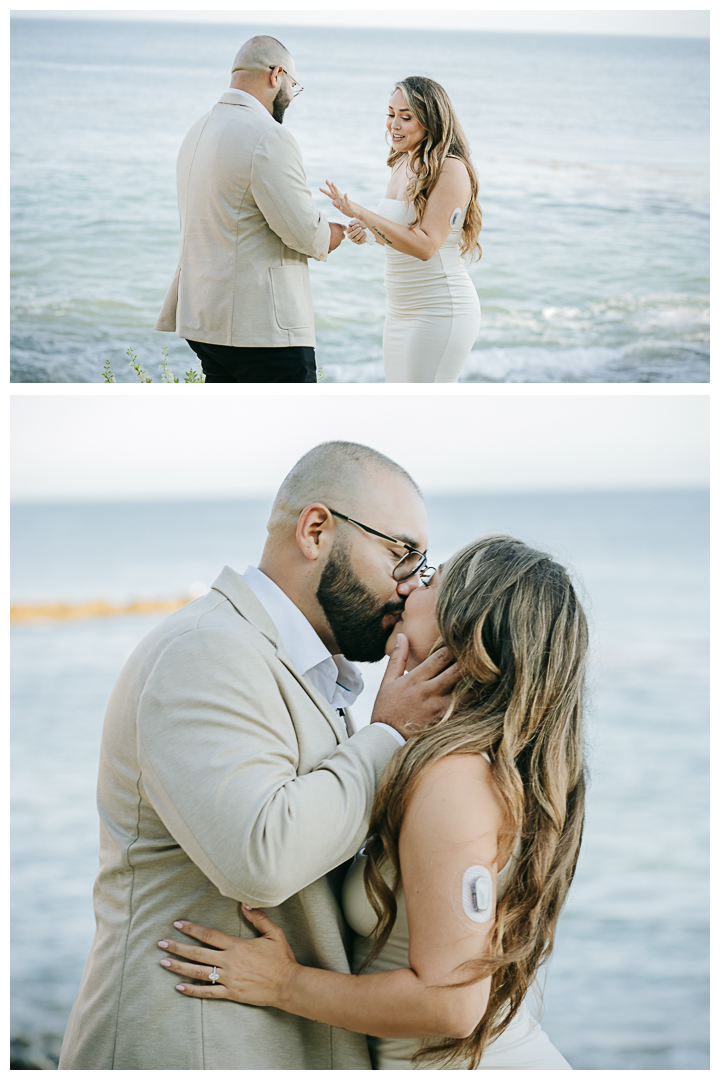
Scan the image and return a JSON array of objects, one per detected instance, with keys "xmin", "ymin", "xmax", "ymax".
[
  {"xmin": 318, "ymin": 292, "xmax": 709, "ymax": 383},
  {"xmin": 479, "ymin": 292, "xmax": 709, "ymax": 344},
  {"xmin": 460, "ymin": 342, "xmax": 709, "ymax": 383},
  {"xmin": 321, "ymin": 341, "xmax": 709, "ymax": 383}
]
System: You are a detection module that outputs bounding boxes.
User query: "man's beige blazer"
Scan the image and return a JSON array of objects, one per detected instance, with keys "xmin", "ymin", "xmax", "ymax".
[
  {"xmin": 58, "ymin": 568, "xmax": 398, "ymax": 1070},
  {"xmin": 155, "ymin": 92, "xmax": 331, "ymax": 349}
]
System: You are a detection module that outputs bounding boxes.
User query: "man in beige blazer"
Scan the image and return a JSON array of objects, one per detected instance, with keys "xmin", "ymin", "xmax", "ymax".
[
  {"xmin": 59, "ymin": 442, "xmax": 458, "ymax": 1069},
  {"xmin": 155, "ymin": 35, "xmax": 345, "ymax": 384}
]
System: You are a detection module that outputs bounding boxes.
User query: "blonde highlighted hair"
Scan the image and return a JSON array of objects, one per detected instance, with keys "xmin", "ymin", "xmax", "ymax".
[
  {"xmin": 362, "ymin": 535, "xmax": 587, "ymax": 1068},
  {"xmin": 388, "ymin": 76, "xmax": 482, "ymax": 259}
]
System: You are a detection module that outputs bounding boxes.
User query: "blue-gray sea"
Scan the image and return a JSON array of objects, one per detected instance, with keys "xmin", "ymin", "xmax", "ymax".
[
  {"xmin": 10, "ymin": 491, "xmax": 709, "ymax": 1068},
  {"xmin": 10, "ymin": 18, "xmax": 709, "ymax": 383}
]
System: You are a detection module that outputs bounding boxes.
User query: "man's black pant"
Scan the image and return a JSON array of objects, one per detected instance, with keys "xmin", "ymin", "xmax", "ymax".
[{"xmin": 186, "ymin": 340, "xmax": 316, "ymax": 384}]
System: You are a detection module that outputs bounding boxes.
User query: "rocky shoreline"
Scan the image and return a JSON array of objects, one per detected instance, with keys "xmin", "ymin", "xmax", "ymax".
[{"xmin": 11, "ymin": 1033, "xmax": 62, "ymax": 1070}]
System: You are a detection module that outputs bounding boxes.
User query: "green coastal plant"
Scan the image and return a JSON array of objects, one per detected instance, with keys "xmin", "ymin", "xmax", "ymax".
[
  {"xmin": 159, "ymin": 346, "xmax": 178, "ymax": 383},
  {"xmin": 100, "ymin": 347, "xmax": 206, "ymax": 384},
  {"xmin": 127, "ymin": 348, "xmax": 152, "ymax": 383},
  {"xmin": 317, "ymin": 366, "xmax": 327, "ymax": 381}
]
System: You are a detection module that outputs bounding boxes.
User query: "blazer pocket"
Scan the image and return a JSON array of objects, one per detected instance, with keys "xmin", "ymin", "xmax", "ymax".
[{"xmin": 270, "ymin": 265, "xmax": 312, "ymax": 330}]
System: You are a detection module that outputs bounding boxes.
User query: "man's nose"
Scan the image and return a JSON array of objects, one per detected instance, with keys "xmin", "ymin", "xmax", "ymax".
[{"xmin": 396, "ymin": 575, "xmax": 422, "ymax": 597}]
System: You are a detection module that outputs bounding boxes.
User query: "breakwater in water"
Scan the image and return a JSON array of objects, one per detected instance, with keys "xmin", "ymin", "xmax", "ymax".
[{"xmin": 11, "ymin": 596, "xmax": 191, "ymax": 625}]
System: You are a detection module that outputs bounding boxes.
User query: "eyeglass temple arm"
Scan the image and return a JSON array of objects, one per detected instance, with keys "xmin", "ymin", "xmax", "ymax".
[{"xmin": 327, "ymin": 508, "xmax": 413, "ymax": 551}]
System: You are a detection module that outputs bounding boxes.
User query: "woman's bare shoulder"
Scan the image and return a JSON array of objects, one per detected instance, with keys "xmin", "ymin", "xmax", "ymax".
[
  {"xmin": 433, "ymin": 157, "xmax": 472, "ymax": 199},
  {"xmin": 440, "ymin": 156, "xmax": 471, "ymax": 181},
  {"xmin": 418, "ymin": 751, "xmax": 492, "ymax": 784},
  {"xmin": 403, "ymin": 753, "xmax": 503, "ymax": 837},
  {"xmin": 443, "ymin": 155, "xmax": 470, "ymax": 172}
]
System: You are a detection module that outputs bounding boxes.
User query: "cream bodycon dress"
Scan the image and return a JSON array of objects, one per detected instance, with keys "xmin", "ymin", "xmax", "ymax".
[
  {"xmin": 341, "ymin": 846, "xmax": 571, "ymax": 1070},
  {"xmin": 378, "ymin": 198, "xmax": 481, "ymax": 384}
]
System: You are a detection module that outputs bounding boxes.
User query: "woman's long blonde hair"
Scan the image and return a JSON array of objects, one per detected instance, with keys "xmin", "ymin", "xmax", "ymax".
[
  {"xmin": 362, "ymin": 535, "xmax": 588, "ymax": 1068},
  {"xmin": 388, "ymin": 76, "xmax": 482, "ymax": 259}
]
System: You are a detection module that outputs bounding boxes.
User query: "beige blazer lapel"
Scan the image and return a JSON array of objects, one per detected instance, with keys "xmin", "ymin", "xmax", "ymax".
[
  {"xmin": 211, "ymin": 567, "xmax": 349, "ymax": 745},
  {"xmin": 275, "ymin": 649, "xmax": 349, "ymax": 746},
  {"xmin": 343, "ymin": 706, "xmax": 360, "ymax": 737}
]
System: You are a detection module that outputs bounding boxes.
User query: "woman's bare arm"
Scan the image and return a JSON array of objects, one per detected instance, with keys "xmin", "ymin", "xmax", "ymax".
[
  {"xmin": 321, "ymin": 158, "xmax": 471, "ymax": 262},
  {"xmin": 157, "ymin": 754, "xmax": 504, "ymax": 1041}
]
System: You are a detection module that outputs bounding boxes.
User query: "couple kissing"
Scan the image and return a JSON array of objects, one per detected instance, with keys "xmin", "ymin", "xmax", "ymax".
[{"xmin": 59, "ymin": 440, "xmax": 586, "ymax": 1071}]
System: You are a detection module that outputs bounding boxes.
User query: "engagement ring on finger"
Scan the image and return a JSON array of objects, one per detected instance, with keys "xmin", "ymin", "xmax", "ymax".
[{"xmin": 209, "ymin": 966, "xmax": 219, "ymax": 982}]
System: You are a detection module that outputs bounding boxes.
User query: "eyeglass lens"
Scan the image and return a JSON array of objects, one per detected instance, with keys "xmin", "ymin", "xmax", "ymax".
[
  {"xmin": 283, "ymin": 70, "xmax": 302, "ymax": 95},
  {"xmin": 392, "ymin": 550, "xmax": 426, "ymax": 582}
]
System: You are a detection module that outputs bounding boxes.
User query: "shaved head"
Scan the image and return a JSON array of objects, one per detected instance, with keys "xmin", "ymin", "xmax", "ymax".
[
  {"xmin": 231, "ymin": 35, "xmax": 294, "ymax": 78},
  {"xmin": 259, "ymin": 443, "xmax": 426, "ymax": 660},
  {"xmin": 269, "ymin": 441, "xmax": 421, "ymax": 537}
]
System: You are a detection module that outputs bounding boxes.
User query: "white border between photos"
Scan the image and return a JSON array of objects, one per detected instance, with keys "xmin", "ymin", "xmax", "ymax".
[{"xmin": 9, "ymin": 383, "xmax": 712, "ymax": 399}]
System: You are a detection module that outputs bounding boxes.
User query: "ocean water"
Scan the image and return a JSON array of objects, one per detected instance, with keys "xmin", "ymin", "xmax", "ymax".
[
  {"xmin": 10, "ymin": 18, "xmax": 709, "ymax": 383},
  {"xmin": 10, "ymin": 492, "xmax": 709, "ymax": 1068}
]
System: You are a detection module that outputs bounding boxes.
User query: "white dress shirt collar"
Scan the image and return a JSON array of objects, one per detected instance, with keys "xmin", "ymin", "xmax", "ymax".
[{"xmin": 242, "ymin": 565, "xmax": 364, "ymax": 712}]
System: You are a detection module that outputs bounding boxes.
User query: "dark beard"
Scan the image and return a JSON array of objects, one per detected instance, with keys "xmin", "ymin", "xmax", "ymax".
[
  {"xmin": 316, "ymin": 538, "xmax": 404, "ymax": 663},
  {"xmin": 272, "ymin": 85, "xmax": 291, "ymax": 124}
]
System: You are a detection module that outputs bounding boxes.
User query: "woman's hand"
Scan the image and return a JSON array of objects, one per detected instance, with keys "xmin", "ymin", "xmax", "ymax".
[
  {"xmin": 347, "ymin": 218, "xmax": 368, "ymax": 244},
  {"xmin": 320, "ymin": 180, "xmax": 359, "ymax": 220},
  {"xmin": 157, "ymin": 906, "xmax": 299, "ymax": 1007}
]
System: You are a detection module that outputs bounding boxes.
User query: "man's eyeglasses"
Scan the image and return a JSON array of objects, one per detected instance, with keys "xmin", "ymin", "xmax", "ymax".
[
  {"xmin": 269, "ymin": 65, "xmax": 304, "ymax": 97},
  {"xmin": 328, "ymin": 509, "xmax": 435, "ymax": 585}
]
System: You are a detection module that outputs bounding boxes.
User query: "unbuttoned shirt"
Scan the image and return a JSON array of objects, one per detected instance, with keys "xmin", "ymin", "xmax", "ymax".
[{"xmin": 242, "ymin": 565, "xmax": 404, "ymax": 745}]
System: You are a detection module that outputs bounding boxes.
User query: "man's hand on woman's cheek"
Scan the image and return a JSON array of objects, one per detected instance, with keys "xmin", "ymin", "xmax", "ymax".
[{"xmin": 370, "ymin": 635, "xmax": 461, "ymax": 738}]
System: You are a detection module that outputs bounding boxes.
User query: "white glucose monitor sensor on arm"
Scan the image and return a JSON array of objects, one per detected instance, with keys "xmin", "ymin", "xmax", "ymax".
[{"xmin": 461, "ymin": 865, "xmax": 494, "ymax": 923}]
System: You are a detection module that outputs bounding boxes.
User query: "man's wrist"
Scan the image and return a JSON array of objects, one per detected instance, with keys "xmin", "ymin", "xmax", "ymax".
[{"xmin": 370, "ymin": 721, "xmax": 406, "ymax": 747}]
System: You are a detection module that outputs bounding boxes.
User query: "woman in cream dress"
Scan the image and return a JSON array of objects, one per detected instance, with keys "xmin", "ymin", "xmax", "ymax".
[
  {"xmin": 321, "ymin": 77, "xmax": 482, "ymax": 384},
  {"xmin": 157, "ymin": 536, "xmax": 587, "ymax": 1070},
  {"xmin": 340, "ymin": 834, "xmax": 569, "ymax": 1070}
]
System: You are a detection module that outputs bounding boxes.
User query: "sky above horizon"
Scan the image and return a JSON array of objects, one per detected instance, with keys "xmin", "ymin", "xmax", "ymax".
[
  {"xmin": 11, "ymin": 6, "xmax": 710, "ymax": 38},
  {"xmin": 10, "ymin": 394, "xmax": 709, "ymax": 502}
]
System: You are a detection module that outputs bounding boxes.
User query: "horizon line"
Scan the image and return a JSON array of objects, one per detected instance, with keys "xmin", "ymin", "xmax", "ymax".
[
  {"xmin": 10, "ymin": 485, "xmax": 709, "ymax": 506},
  {"xmin": 9, "ymin": 12, "xmax": 710, "ymax": 41}
]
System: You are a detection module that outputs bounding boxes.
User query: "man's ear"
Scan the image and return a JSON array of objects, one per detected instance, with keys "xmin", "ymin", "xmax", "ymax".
[{"xmin": 296, "ymin": 504, "xmax": 336, "ymax": 562}]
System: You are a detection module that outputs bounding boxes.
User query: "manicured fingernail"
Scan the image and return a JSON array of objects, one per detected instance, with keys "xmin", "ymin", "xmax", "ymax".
[
  {"xmin": 176, "ymin": 984, "xmax": 186, "ymax": 991},
  {"xmin": 158, "ymin": 940, "xmax": 169, "ymax": 948},
  {"xmin": 242, "ymin": 903, "xmax": 253, "ymax": 910},
  {"xmin": 160, "ymin": 959, "xmax": 171, "ymax": 967},
  {"xmin": 173, "ymin": 922, "xmax": 183, "ymax": 929}
]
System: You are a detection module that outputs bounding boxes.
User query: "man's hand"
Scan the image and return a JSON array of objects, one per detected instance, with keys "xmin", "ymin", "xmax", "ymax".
[
  {"xmin": 347, "ymin": 219, "xmax": 368, "ymax": 245},
  {"xmin": 370, "ymin": 634, "xmax": 461, "ymax": 739},
  {"xmin": 328, "ymin": 222, "xmax": 346, "ymax": 252}
]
